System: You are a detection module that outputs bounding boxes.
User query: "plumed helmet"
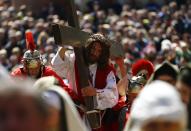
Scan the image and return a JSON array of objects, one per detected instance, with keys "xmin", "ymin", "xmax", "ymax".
[
  {"xmin": 23, "ymin": 30, "xmax": 41, "ymax": 60},
  {"xmin": 23, "ymin": 31, "xmax": 43, "ymax": 70},
  {"xmin": 132, "ymin": 59, "xmax": 154, "ymax": 80},
  {"xmin": 23, "ymin": 49, "xmax": 41, "ymax": 60}
]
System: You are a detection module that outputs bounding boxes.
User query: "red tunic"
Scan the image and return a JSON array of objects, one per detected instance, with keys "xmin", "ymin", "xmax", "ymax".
[
  {"xmin": 11, "ymin": 66, "xmax": 78, "ymax": 100},
  {"xmin": 75, "ymin": 63, "xmax": 120, "ymax": 131},
  {"xmin": 74, "ymin": 63, "xmax": 116, "ymax": 102}
]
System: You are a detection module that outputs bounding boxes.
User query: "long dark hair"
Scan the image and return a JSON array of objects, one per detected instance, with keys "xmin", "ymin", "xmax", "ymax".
[{"xmin": 85, "ymin": 34, "xmax": 110, "ymax": 69}]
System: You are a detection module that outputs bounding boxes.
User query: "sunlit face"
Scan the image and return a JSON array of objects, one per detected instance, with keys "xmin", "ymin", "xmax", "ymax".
[
  {"xmin": 88, "ymin": 42, "xmax": 102, "ymax": 64},
  {"xmin": 24, "ymin": 59, "xmax": 41, "ymax": 78},
  {"xmin": 0, "ymin": 94, "xmax": 47, "ymax": 131},
  {"xmin": 176, "ymin": 81, "xmax": 191, "ymax": 105},
  {"xmin": 142, "ymin": 120, "xmax": 183, "ymax": 131}
]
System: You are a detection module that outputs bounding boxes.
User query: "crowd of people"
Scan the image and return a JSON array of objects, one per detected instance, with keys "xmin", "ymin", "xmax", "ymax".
[
  {"xmin": 0, "ymin": 0, "xmax": 190, "ymax": 72},
  {"xmin": 0, "ymin": 0, "xmax": 191, "ymax": 131}
]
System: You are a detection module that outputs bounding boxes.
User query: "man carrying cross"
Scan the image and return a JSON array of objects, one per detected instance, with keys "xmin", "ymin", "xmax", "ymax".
[{"xmin": 51, "ymin": 33, "xmax": 119, "ymax": 130}]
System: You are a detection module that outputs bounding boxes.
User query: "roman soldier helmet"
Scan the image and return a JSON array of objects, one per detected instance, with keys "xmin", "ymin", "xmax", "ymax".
[
  {"xmin": 128, "ymin": 59, "xmax": 154, "ymax": 93},
  {"xmin": 23, "ymin": 31, "xmax": 42, "ymax": 68},
  {"xmin": 131, "ymin": 59, "xmax": 154, "ymax": 80}
]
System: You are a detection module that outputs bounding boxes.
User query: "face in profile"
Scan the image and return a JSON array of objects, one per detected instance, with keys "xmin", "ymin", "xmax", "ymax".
[
  {"xmin": 86, "ymin": 42, "xmax": 102, "ymax": 64},
  {"xmin": 0, "ymin": 94, "xmax": 47, "ymax": 131}
]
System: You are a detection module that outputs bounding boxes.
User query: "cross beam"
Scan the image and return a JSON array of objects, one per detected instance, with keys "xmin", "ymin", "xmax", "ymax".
[{"xmin": 51, "ymin": 0, "xmax": 100, "ymax": 129}]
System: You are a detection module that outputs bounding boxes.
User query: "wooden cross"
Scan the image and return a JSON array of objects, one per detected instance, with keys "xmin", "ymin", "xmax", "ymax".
[{"xmin": 51, "ymin": 0, "xmax": 101, "ymax": 129}]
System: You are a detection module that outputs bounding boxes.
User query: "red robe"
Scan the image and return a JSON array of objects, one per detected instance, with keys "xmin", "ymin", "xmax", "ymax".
[
  {"xmin": 74, "ymin": 63, "xmax": 116, "ymax": 102},
  {"xmin": 75, "ymin": 63, "xmax": 119, "ymax": 131},
  {"xmin": 11, "ymin": 66, "xmax": 78, "ymax": 100}
]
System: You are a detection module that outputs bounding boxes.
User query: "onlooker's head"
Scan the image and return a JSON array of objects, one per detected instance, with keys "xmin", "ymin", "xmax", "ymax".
[
  {"xmin": 124, "ymin": 80, "xmax": 187, "ymax": 131},
  {"xmin": 176, "ymin": 64, "xmax": 191, "ymax": 105},
  {"xmin": 153, "ymin": 61, "xmax": 178, "ymax": 85},
  {"xmin": 0, "ymin": 49, "xmax": 7, "ymax": 61},
  {"xmin": 0, "ymin": 79, "xmax": 48, "ymax": 131},
  {"xmin": 33, "ymin": 76, "xmax": 87, "ymax": 131}
]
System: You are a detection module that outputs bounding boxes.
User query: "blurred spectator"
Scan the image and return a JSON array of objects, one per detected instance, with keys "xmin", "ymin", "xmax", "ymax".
[
  {"xmin": 0, "ymin": 28, "xmax": 6, "ymax": 48},
  {"xmin": 5, "ymin": 30, "xmax": 23, "ymax": 57},
  {"xmin": 151, "ymin": 61, "xmax": 178, "ymax": 86},
  {"xmin": 9, "ymin": 54, "xmax": 19, "ymax": 71},
  {"xmin": 33, "ymin": 76, "xmax": 87, "ymax": 131},
  {"xmin": 0, "ymin": 79, "xmax": 48, "ymax": 131},
  {"xmin": 176, "ymin": 64, "xmax": 191, "ymax": 129},
  {"xmin": 0, "ymin": 63, "xmax": 10, "ymax": 79},
  {"xmin": 11, "ymin": 47, "xmax": 22, "ymax": 62},
  {"xmin": 0, "ymin": 0, "xmax": 190, "ymax": 73},
  {"xmin": 146, "ymin": 0, "xmax": 160, "ymax": 11},
  {"xmin": 0, "ymin": 49, "xmax": 9, "ymax": 70},
  {"xmin": 124, "ymin": 80, "xmax": 187, "ymax": 131}
]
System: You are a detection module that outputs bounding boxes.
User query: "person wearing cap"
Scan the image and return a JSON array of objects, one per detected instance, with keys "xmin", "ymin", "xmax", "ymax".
[
  {"xmin": 11, "ymin": 31, "xmax": 78, "ymax": 101},
  {"xmin": 124, "ymin": 80, "xmax": 187, "ymax": 131},
  {"xmin": 151, "ymin": 61, "xmax": 179, "ymax": 86}
]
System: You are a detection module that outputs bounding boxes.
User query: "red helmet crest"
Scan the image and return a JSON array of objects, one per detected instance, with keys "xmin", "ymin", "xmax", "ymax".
[
  {"xmin": 25, "ymin": 31, "xmax": 36, "ymax": 52},
  {"xmin": 132, "ymin": 59, "xmax": 154, "ymax": 79}
]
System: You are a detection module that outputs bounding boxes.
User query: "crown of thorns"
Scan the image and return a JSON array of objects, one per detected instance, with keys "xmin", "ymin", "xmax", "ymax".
[{"xmin": 86, "ymin": 34, "xmax": 110, "ymax": 47}]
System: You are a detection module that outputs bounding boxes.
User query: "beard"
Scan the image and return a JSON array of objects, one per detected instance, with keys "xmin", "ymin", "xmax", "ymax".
[
  {"xmin": 84, "ymin": 46, "xmax": 100, "ymax": 65},
  {"xmin": 84, "ymin": 51, "xmax": 99, "ymax": 65},
  {"xmin": 87, "ymin": 54, "xmax": 98, "ymax": 64}
]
